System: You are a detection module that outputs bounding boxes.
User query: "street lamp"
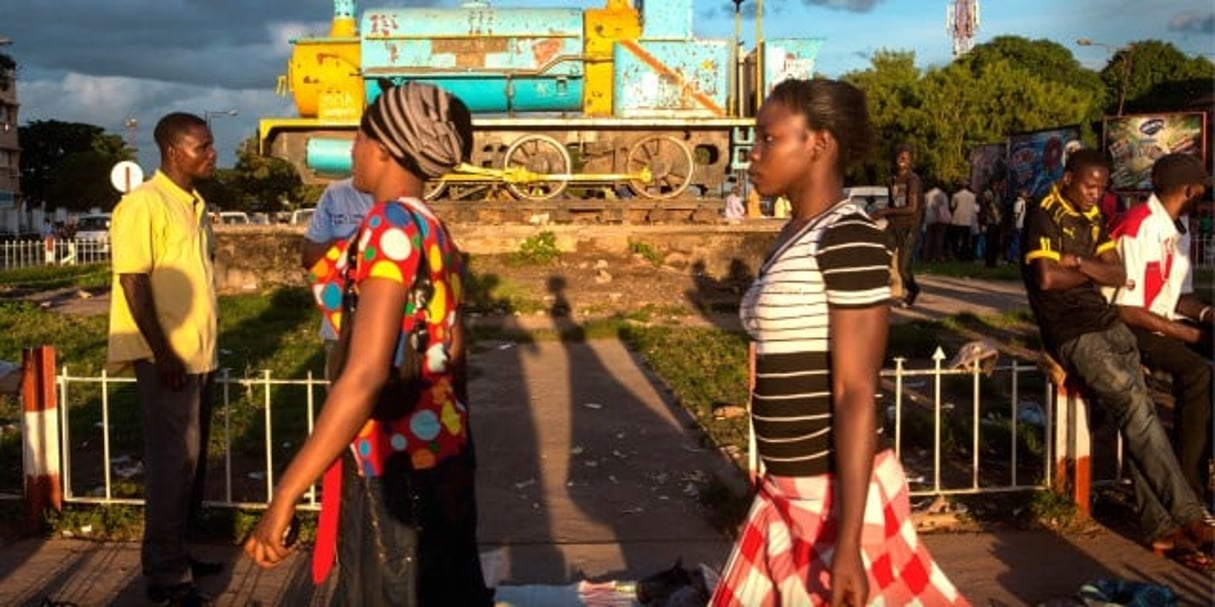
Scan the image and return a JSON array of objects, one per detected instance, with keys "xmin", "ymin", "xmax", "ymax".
[
  {"xmin": 203, "ymin": 108, "xmax": 238, "ymax": 127},
  {"xmin": 1076, "ymin": 37, "xmax": 1134, "ymax": 116}
]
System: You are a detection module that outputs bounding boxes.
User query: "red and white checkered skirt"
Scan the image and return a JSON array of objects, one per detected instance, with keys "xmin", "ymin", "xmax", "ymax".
[{"xmin": 711, "ymin": 450, "xmax": 969, "ymax": 606}]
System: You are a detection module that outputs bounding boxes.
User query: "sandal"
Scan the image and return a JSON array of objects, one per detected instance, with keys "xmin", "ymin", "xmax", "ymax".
[
  {"xmin": 1162, "ymin": 547, "xmax": 1215, "ymax": 573},
  {"xmin": 1150, "ymin": 528, "xmax": 1188, "ymax": 556},
  {"xmin": 1183, "ymin": 516, "xmax": 1215, "ymax": 550}
]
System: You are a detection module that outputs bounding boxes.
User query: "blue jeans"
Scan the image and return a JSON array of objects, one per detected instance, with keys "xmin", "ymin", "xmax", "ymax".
[{"xmin": 1057, "ymin": 323, "xmax": 1207, "ymax": 541}]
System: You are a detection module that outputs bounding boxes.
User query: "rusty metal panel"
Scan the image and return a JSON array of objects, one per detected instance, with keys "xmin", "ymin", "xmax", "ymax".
[
  {"xmin": 613, "ymin": 39, "xmax": 729, "ymax": 117},
  {"xmin": 361, "ymin": 7, "xmax": 583, "ymax": 74}
]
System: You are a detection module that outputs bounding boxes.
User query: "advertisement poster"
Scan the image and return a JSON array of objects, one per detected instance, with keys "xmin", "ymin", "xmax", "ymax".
[
  {"xmin": 1007, "ymin": 126, "xmax": 1082, "ymax": 200},
  {"xmin": 969, "ymin": 143, "xmax": 1007, "ymax": 194},
  {"xmin": 1105, "ymin": 113, "xmax": 1206, "ymax": 192}
]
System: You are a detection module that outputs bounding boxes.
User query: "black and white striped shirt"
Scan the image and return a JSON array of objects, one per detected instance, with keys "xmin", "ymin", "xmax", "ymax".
[{"xmin": 740, "ymin": 199, "xmax": 892, "ymax": 477}]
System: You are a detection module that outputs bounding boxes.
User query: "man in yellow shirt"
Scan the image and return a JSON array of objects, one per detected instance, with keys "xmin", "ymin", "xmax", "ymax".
[{"xmin": 107, "ymin": 112, "xmax": 220, "ymax": 607}]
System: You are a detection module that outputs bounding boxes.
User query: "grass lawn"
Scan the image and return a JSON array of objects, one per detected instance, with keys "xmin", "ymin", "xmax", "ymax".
[
  {"xmin": 0, "ymin": 263, "xmax": 110, "ymax": 290},
  {"xmin": 917, "ymin": 260, "xmax": 1022, "ymax": 281},
  {"xmin": 0, "ymin": 276, "xmax": 1065, "ymax": 541}
]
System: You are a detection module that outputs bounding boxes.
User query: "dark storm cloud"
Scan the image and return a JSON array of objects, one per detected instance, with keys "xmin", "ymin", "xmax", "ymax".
[
  {"xmin": 1169, "ymin": 10, "xmax": 1215, "ymax": 35},
  {"xmin": 3, "ymin": 0, "xmax": 438, "ymax": 89},
  {"xmin": 5, "ymin": 0, "xmax": 326, "ymax": 88}
]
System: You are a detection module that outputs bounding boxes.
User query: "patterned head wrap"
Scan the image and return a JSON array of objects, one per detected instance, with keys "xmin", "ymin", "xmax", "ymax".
[{"xmin": 362, "ymin": 82, "xmax": 471, "ymax": 179}]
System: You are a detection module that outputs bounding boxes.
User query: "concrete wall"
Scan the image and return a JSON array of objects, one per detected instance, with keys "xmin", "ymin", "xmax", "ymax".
[{"xmin": 212, "ymin": 221, "xmax": 782, "ymax": 293}]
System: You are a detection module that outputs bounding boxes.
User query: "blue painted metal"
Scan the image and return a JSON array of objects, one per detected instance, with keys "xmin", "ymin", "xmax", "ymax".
[
  {"xmin": 612, "ymin": 39, "xmax": 729, "ymax": 117},
  {"xmin": 763, "ymin": 38, "xmax": 823, "ymax": 97},
  {"xmin": 360, "ymin": 6, "xmax": 584, "ymax": 113},
  {"xmin": 306, "ymin": 137, "xmax": 354, "ymax": 175},
  {"xmin": 367, "ymin": 77, "xmax": 583, "ymax": 114},
  {"xmin": 638, "ymin": 0, "xmax": 693, "ymax": 40},
  {"xmin": 333, "ymin": 0, "xmax": 355, "ymax": 19}
]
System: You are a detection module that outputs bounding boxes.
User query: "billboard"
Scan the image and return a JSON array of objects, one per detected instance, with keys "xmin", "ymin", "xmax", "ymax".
[
  {"xmin": 968, "ymin": 143, "xmax": 1007, "ymax": 194},
  {"xmin": 1007, "ymin": 126, "xmax": 1082, "ymax": 200},
  {"xmin": 1104, "ymin": 113, "xmax": 1206, "ymax": 192}
]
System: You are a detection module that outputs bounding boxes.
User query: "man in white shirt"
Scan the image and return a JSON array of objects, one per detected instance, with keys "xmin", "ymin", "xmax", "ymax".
[
  {"xmin": 1108, "ymin": 153, "xmax": 1214, "ymax": 501},
  {"xmin": 923, "ymin": 184, "xmax": 949, "ymax": 262},
  {"xmin": 724, "ymin": 186, "xmax": 745, "ymax": 221},
  {"xmin": 1007, "ymin": 189, "xmax": 1028, "ymax": 263},
  {"xmin": 300, "ymin": 177, "xmax": 375, "ymax": 368},
  {"xmin": 949, "ymin": 185, "xmax": 978, "ymax": 261}
]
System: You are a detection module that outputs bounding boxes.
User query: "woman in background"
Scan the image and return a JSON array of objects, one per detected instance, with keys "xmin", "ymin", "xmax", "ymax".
[{"xmin": 712, "ymin": 78, "xmax": 967, "ymax": 606}]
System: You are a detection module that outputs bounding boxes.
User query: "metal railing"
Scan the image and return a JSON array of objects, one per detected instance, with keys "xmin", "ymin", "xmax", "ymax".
[
  {"xmin": 55, "ymin": 368, "xmax": 327, "ymax": 511},
  {"xmin": 39, "ymin": 353, "xmax": 1076, "ymax": 511},
  {"xmin": 885, "ymin": 357, "xmax": 1053, "ymax": 498},
  {"xmin": 0, "ymin": 238, "xmax": 111, "ymax": 270}
]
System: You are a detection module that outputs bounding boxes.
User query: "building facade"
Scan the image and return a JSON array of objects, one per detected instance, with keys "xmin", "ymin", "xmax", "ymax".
[{"xmin": 0, "ymin": 55, "xmax": 19, "ymax": 211}]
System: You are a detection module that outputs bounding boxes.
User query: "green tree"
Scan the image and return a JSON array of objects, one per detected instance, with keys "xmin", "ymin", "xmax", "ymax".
[
  {"xmin": 228, "ymin": 134, "xmax": 304, "ymax": 213},
  {"xmin": 18, "ymin": 120, "xmax": 134, "ymax": 211},
  {"xmin": 968, "ymin": 36, "xmax": 1106, "ymax": 98},
  {"xmin": 195, "ymin": 168, "xmax": 241, "ymax": 211},
  {"xmin": 1103, "ymin": 40, "xmax": 1215, "ymax": 115},
  {"xmin": 843, "ymin": 36, "xmax": 1103, "ymax": 188},
  {"xmin": 844, "ymin": 50, "xmax": 923, "ymax": 184},
  {"xmin": 915, "ymin": 58, "xmax": 1093, "ymax": 186}
]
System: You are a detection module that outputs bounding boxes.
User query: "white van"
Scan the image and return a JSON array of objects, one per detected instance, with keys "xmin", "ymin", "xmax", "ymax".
[
  {"xmin": 843, "ymin": 186, "xmax": 890, "ymax": 213},
  {"xmin": 289, "ymin": 208, "xmax": 315, "ymax": 226},
  {"xmin": 218, "ymin": 211, "xmax": 250, "ymax": 225},
  {"xmin": 74, "ymin": 213, "xmax": 112, "ymax": 254}
]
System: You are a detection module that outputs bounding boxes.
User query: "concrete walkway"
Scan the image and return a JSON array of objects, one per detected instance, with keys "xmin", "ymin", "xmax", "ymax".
[{"xmin": 2, "ymin": 289, "xmax": 1213, "ymax": 605}]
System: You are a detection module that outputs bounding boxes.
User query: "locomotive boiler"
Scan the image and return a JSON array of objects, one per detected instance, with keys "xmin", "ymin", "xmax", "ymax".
[{"xmin": 259, "ymin": 0, "xmax": 823, "ymax": 201}]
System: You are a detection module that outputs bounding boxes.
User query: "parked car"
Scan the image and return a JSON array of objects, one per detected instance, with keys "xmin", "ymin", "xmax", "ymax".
[
  {"xmin": 289, "ymin": 208, "xmax": 315, "ymax": 226},
  {"xmin": 843, "ymin": 186, "xmax": 890, "ymax": 214},
  {"xmin": 73, "ymin": 213, "xmax": 112, "ymax": 254},
  {"xmin": 218, "ymin": 211, "xmax": 250, "ymax": 225}
]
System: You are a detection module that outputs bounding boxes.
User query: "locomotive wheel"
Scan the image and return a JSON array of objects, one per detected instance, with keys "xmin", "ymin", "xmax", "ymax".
[
  {"xmin": 503, "ymin": 135, "xmax": 571, "ymax": 201},
  {"xmin": 626, "ymin": 136, "xmax": 694, "ymax": 199}
]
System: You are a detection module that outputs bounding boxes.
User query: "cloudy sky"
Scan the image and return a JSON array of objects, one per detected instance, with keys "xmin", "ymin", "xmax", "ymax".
[{"xmin": 4, "ymin": 0, "xmax": 1212, "ymax": 170}]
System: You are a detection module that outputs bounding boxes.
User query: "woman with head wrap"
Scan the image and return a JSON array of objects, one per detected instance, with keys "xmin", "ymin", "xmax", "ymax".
[{"xmin": 244, "ymin": 83, "xmax": 492, "ymax": 606}]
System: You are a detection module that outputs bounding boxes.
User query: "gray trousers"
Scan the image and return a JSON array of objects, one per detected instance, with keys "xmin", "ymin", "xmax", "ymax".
[{"xmin": 134, "ymin": 361, "xmax": 215, "ymax": 586}]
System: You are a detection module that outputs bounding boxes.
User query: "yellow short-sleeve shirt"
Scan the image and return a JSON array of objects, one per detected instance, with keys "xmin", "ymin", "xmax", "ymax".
[{"xmin": 107, "ymin": 170, "xmax": 218, "ymax": 374}]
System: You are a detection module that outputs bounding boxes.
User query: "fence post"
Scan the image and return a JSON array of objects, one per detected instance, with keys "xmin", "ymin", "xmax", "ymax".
[
  {"xmin": 21, "ymin": 345, "xmax": 63, "ymax": 529},
  {"xmin": 1052, "ymin": 377, "xmax": 1091, "ymax": 518}
]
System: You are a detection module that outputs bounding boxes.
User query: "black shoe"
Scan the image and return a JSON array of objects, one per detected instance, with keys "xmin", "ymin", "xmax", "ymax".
[
  {"xmin": 903, "ymin": 285, "xmax": 920, "ymax": 307},
  {"xmin": 188, "ymin": 557, "xmax": 223, "ymax": 577},
  {"xmin": 147, "ymin": 583, "xmax": 212, "ymax": 606}
]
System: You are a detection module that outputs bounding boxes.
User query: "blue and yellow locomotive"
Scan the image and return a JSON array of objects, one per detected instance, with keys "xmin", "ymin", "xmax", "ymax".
[{"xmin": 259, "ymin": 0, "xmax": 822, "ymax": 200}]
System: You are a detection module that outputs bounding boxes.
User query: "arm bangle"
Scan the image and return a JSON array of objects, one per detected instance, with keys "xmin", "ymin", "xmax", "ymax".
[{"xmin": 1200, "ymin": 306, "xmax": 1212, "ymax": 323}]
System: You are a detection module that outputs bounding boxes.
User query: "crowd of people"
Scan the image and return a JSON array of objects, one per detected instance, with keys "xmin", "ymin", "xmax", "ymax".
[{"xmin": 104, "ymin": 76, "xmax": 1213, "ymax": 605}]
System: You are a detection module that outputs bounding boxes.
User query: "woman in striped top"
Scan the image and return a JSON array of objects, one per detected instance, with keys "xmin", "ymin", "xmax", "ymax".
[{"xmin": 711, "ymin": 79, "xmax": 967, "ymax": 606}]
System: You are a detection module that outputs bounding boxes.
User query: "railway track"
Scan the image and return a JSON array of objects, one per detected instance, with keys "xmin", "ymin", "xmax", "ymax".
[{"xmin": 426, "ymin": 197, "xmax": 729, "ymax": 224}]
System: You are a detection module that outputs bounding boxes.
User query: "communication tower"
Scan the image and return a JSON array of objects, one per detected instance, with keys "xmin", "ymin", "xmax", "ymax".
[
  {"xmin": 947, "ymin": 0, "xmax": 979, "ymax": 57},
  {"xmin": 123, "ymin": 117, "xmax": 138, "ymax": 153}
]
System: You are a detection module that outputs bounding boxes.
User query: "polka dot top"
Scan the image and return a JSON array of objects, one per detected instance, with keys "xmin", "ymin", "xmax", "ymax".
[{"xmin": 308, "ymin": 198, "xmax": 468, "ymax": 477}]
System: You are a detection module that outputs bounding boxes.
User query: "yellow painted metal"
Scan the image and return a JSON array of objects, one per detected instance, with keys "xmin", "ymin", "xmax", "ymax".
[
  {"xmin": 287, "ymin": 35, "xmax": 362, "ymax": 121},
  {"xmin": 583, "ymin": 0, "xmax": 641, "ymax": 117},
  {"xmin": 440, "ymin": 162, "xmax": 652, "ymax": 185},
  {"xmin": 255, "ymin": 117, "xmax": 358, "ymax": 155}
]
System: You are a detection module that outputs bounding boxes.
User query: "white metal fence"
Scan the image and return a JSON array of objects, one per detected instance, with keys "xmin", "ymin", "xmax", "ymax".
[
  {"xmin": 0, "ymin": 238, "xmax": 111, "ymax": 270},
  {"xmin": 54, "ymin": 369, "xmax": 327, "ymax": 511},
  {"xmin": 31, "ymin": 355, "xmax": 1079, "ymax": 511}
]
